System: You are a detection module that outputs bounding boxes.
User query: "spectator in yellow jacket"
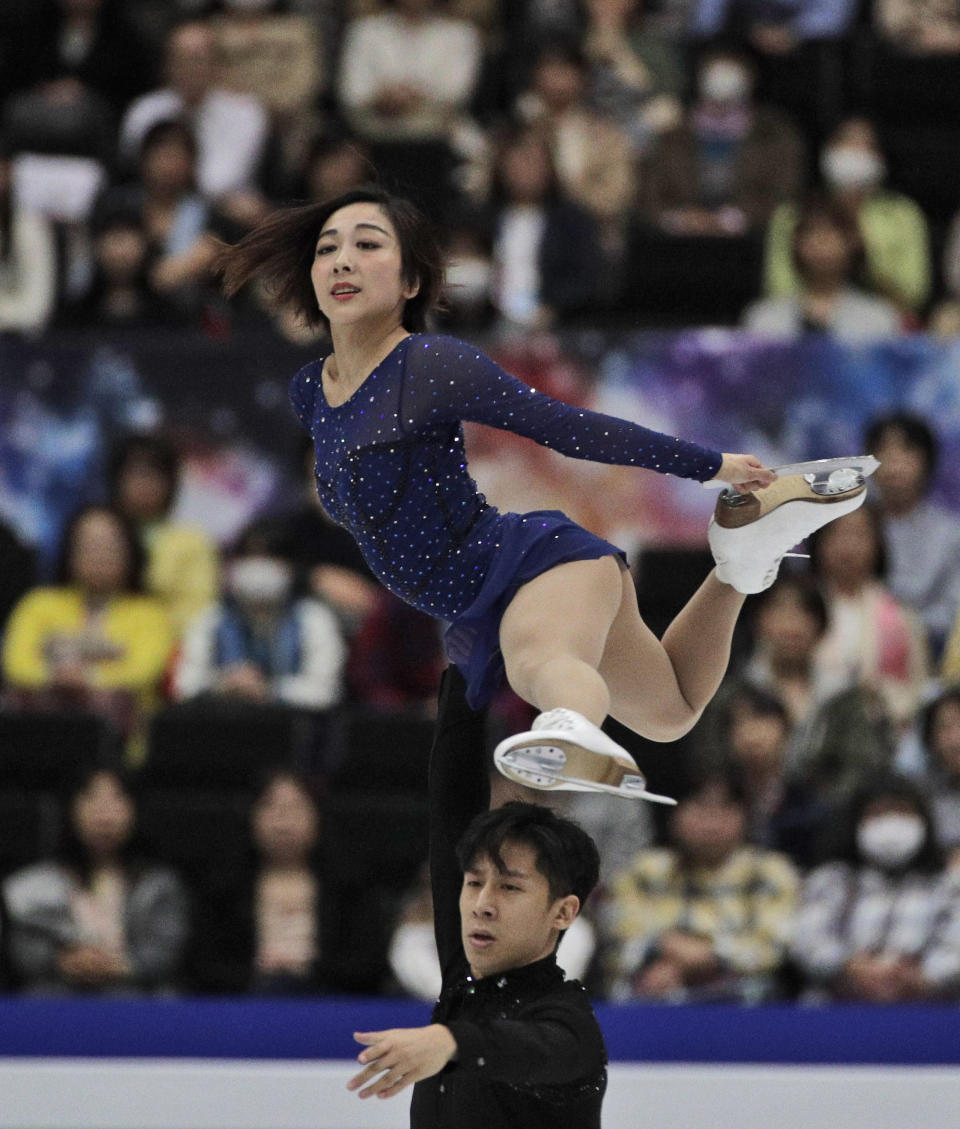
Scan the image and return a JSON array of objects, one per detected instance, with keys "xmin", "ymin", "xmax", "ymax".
[{"xmin": 2, "ymin": 505, "xmax": 173, "ymax": 764}]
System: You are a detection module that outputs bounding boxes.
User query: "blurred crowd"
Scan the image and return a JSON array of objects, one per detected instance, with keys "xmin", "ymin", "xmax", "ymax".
[
  {"xmin": 0, "ymin": 407, "xmax": 960, "ymax": 1005},
  {"xmin": 3, "ymin": 0, "xmax": 960, "ymax": 1005},
  {"xmin": 2, "ymin": 0, "xmax": 960, "ymax": 337}
]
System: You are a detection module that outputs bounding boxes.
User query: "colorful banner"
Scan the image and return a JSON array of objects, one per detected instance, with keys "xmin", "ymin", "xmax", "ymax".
[{"xmin": 2, "ymin": 328, "xmax": 959, "ymax": 573}]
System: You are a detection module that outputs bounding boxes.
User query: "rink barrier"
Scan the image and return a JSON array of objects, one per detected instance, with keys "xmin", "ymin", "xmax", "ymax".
[{"xmin": 0, "ymin": 997, "xmax": 959, "ymax": 1064}]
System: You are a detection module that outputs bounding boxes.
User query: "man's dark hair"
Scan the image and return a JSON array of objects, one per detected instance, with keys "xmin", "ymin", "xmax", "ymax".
[
  {"xmin": 864, "ymin": 411, "xmax": 939, "ymax": 485},
  {"xmin": 217, "ymin": 186, "xmax": 445, "ymax": 333},
  {"xmin": 456, "ymin": 801, "xmax": 600, "ymax": 908}
]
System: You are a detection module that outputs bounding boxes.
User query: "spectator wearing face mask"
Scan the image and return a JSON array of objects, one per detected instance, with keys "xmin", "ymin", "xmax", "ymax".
[
  {"xmin": 641, "ymin": 44, "xmax": 805, "ymax": 236},
  {"xmin": 789, "ymin": 772, "xmax": 960, "ymax": 1002},
  {"xmin": 173, "ymin": 517, "xmax": 346, "ymax": 710},
  {"xmin": 763, "ymin": 117, "xmax": 932, "ymax": 316},
  {"xmin": 437, "ymin": 215, "xmax": 494, "ymax": 331}
]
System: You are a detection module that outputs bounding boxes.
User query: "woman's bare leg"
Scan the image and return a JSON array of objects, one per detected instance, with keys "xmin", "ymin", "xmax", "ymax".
[
  {"xmin": 498, "ymin": 557, "xmax": 624, "ymax": 726},
  {"xmin": 499, "ymin": 556, "xmax": 745, "ymax": 743},
  {"xmin": 599, "ymin": 568, "xmax": 745, "ymax": 740}
]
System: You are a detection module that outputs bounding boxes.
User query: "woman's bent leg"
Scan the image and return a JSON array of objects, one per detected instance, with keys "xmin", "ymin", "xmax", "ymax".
[
  {"xmin": 600, "ymin": 568, "xmax": 745, "ymax": 741},
  {"xmin": 499, "ymin": 555, "xmax": 745, "ymax": 745}
]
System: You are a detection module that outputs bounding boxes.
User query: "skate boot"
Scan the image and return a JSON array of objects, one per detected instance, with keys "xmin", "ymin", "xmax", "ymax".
[
  {"xmin": 708, "ymin": 455, "xmax": 878, "ymax": 595},
  {"xmin": 494, "ymin": 708, "xmax": 676, "ymax": 804}
]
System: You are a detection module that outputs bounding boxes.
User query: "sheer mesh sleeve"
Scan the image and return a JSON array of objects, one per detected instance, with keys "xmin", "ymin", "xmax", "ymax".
[
  {"xmin": 289, "ymin": 361, "xmax": 323, "ymax": 433},
  {"xmin": 400, "ymin": 336, "xmax": 722, "ymax": 482}
]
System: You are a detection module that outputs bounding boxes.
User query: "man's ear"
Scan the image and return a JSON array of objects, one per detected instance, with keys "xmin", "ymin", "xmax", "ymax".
[{"xmin": 552, "ymin": 894, "xmax": 580, "ymax": 932}]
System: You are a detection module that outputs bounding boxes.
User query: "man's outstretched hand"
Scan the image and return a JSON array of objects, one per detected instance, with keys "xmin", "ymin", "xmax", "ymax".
[{"xmin": 347, "ymin": 1024, "xmax": 458, "ymax": 1100}]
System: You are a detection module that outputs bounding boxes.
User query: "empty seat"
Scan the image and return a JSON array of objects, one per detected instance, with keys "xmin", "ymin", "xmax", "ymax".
[
  {"xmin": 141, "ymin": 701, "xmax": 317, "ymax": 792},
  {"xmin": 0, "ymin": 710, "xmax": 117, "ymax": 791},
  {"xmin": 320, "ymin": 791, "xmax": 429, "ymax": 887},
  {"xmin": 136, "ymin": 790, "xmax": 251, "ymax": 881},
  {"xmin": 318, "ymin": 791, "xmax": 430, "ymax": 994},
  {"xmin": 634, "ymin": 548, "xmax": 715, "ymax": 637},
  {"xmin": 621, "ymin": 229, "xmax": 765, "ymax": 327},
  {"xmin": 0, "ymin": 790, "xmax": 59, "ymax": 878},
  {"xmin": 330, "ymin": 708, "xmax": 433, "ymax": 795}
]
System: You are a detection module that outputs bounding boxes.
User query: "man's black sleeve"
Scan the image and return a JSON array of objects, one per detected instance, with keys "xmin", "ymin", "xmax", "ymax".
[{"xmin": 429, "ymin": 666, "xmax": 490, "ymax": 974}]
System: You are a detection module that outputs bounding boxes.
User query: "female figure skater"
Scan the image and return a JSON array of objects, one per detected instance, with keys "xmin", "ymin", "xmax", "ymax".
[{"xmin": 219, "ymin": 187, "xmax": 871, "ymax": 803}]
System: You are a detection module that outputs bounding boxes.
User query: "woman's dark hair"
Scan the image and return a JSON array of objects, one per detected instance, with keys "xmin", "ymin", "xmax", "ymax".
[
  {"xmin": 718, "ymin": 682, "xmax": 791, "ymax": 745},
  {"xmin": 532, "ymin": 35, "xmax": 589, "ymax": 74},
  {"xmin": 232, "ymin": 514, "xmax": 298, "ymax": 563},
  {"xmin": 456, "ymin": 800, "xmax": 600, "ymax": 909},
  {"xmin": 675, "ymin": 759, "xmax": 750, "ymax": 810},
  {"xmin": 790, "ymin": 193, "xmax": 866, "ymax": 283},
  {"xmin": 806, "ymin": 500, "xmax": 887, "ymax": 581},
  {"xmin": 824, "ymin": 771, "xmax": 943, "ymax": 873},
  {"xmin": 751, "ymin": 573, "xmax": 830, "ymax": 638},
  {"xmin": 217, "ymin": 186, "xmax": 445, "ymax": 332},
  {"xmin": 864, "ymin": 411, "xmax": 939, "ymax": 485},
  {"xmin": 489, "ymin": 122, "xmax": 561, "ymax": 208},
  {"xmin": 54, "ymin": 505, "xmax": 147, "ymax": 593},
  {"xmin": 107, "ymin": 431, "xmax": 181, "ymax": 516},
  {"xmin": 139, "ymin": 118, "xmax": 198, "ymax": 169},
  {"xmin": 56, "ymin": 764, "xmax": 143, "ymax": 888},
  {"xmin": 248, "ymin": 766, "xmax": 322, "ymax": 868},
  {"xmin": 921, "ymin": 686, "xmax": 960, "ymax": 756}
]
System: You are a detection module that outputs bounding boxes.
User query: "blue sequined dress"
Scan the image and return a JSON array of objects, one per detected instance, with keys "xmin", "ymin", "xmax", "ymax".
[{"xmin": 290, "ymin": 334, "xmax": 722, "ymax": 707}]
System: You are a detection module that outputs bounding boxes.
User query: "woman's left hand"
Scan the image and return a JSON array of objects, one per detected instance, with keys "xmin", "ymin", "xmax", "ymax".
[{"xmin": 710, "ymin": 453, "xmax": 776, "ymax": 494}]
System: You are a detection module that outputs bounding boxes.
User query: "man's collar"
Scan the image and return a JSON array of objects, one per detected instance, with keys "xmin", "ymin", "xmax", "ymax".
[{"xmin": 465, "ymin": 953, "xmax": 564, "ymax": 994}]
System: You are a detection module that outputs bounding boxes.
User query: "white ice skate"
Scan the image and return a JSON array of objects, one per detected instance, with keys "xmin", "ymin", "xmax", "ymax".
[
  {"xmin": 493, "ymin": 708, "xmax": 677, "ymax": 805},
  {"xmin": 708, "ymin": 454, "xmax": 879, "ymax": 595}
]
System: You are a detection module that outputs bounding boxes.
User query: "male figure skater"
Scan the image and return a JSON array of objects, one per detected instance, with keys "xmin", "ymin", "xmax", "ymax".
[{"xmin": 347, "ymin": 665, "xmax": 607, "ymax": 1127}]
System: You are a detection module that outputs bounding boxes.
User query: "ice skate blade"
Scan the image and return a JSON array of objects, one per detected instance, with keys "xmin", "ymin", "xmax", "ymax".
[
  {"xmin": 495, "ymin": 744, "xmax": 677, "ymax": 804},
  {"xmin": 703, "ymin": 454, "xmax": 879, "ymax": 490},
  {"xmin": 770, "ymin": 454, "xmax": 879, "ymax": 480}
]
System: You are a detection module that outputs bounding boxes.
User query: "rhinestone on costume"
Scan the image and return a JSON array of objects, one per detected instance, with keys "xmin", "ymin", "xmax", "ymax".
[{"xmin": 287, "ymin": 334, "xmax": 721, "ymax": 707}]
